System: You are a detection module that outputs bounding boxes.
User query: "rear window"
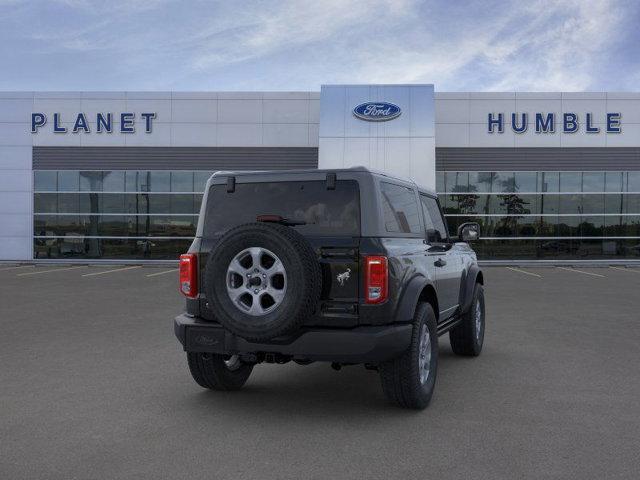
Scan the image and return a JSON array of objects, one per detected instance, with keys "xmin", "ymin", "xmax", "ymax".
[{"xmin": 204, "ymin": 180, "xmax": 360, "ymax": 237}]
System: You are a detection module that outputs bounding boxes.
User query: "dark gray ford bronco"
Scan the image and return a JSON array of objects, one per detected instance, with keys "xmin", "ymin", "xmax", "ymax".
[{"xmin": 174, "ymin": 167, "xmax": 485, "ymax": 409}]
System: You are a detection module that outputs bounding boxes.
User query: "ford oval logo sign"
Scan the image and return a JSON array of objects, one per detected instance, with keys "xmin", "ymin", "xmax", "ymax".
[{"xmin": 353, "ymin": 102, "xmax": 401, "ymax": 122}]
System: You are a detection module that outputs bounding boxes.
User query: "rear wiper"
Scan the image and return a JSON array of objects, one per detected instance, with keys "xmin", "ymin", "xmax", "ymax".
[{"xmin": 256, "ymin": 214, "xmax": 306, "ymax": 226}]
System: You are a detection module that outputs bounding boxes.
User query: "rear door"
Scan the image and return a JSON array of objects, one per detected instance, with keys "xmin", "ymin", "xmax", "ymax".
[{"xmin": 420, "ymin": 194, "xmax": 462, "ymax": 319}]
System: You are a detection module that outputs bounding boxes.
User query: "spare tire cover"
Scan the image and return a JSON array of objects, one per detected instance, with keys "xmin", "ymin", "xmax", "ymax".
[{"xmin": 204, "ymin": 222, "xmax": 322, "ymax": 342}]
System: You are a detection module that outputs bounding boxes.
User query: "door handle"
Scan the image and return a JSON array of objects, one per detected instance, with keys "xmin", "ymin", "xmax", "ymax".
[{"xmin": 434, "ymin": 258, "xmax": 447, "ymax": 267}]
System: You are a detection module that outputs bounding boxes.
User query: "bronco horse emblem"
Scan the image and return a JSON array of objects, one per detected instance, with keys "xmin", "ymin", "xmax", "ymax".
[{"xmin": 336, "ymin": 268, "xmax": 351, "ymax": 286}]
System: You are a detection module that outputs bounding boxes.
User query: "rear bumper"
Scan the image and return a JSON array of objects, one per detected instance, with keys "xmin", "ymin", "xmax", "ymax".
[{"xmin": 174, "ymin": 314, "xmax": 411, "ymax": 363}]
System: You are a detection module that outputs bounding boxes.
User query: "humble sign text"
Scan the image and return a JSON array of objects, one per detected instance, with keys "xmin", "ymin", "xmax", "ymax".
[{"xmin": 488, "ymin": 112, "xmax": 621, "ymax": 134}]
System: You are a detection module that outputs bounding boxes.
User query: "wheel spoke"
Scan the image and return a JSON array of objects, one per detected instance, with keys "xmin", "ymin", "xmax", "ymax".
[
  {"xmin": 249, "ymin": 247, "xmax": 263, "ymax": 269},
  {"xmin": 247, "ymin": 293, "xmax": 265, "ymax": 315},
  {"xmin": 265, "ymin": 286, "xmax": 285, "ymax": 304},
  {"xmin": 267, "ymin": 259, "xmax": 285, "ymax": 276},
  {"xmin": 228, "ymin": 259, "xmax": 248, "ymax": 276}
]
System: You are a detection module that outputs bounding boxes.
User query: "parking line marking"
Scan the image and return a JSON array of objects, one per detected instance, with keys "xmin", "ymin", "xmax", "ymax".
[
  {"xmin": 146, "ymin": 268, "xmax": 178, "ymax": 277},
  {"xmin": 0, "ymin": 265, "xmax": 34, "ymax": 272},
  {"xmin": 609, "ymin": 266, "xmax": 640, "ymax": 274},
  {"xmin": 557, "ymin": 266, "xmax": 606, "ymax": 278},
  {"xmin": 506, "ymin": 267, "xmax": 542, "ymax": 278},
  {"xmin": 17, "ymin": 266, "xmax": 86, "ymax": 276},
  {"xmin": 82, "ymin": 266, "xmax": 142, "ymax": 277}
]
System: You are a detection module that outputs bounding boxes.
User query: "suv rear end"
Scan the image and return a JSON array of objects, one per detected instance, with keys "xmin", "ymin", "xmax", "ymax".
[{"xmin": 173, "ymin": 167, "xmax": 486, "ymax": 409}]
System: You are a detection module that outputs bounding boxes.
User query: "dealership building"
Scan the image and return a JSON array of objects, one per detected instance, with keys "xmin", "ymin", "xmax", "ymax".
[{"xmin": 0, "ymin": 85, "xmax": 639, "ymax": 262}]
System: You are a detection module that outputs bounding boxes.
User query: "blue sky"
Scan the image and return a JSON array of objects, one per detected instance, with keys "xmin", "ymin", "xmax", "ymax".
[{"xmin": 1, "ymin": 0, "xmax": 638, "ymax": 91}]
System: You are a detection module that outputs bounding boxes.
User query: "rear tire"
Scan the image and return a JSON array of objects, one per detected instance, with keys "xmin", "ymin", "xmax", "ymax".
[
  {"xmin": 187, "ymin": 352, "xmax": 253, "ymax": 391},
  {"xmin": 379, "ymin": 302, "xmax": 438, "ymax": 409},
  {"xmin": 449, "ymin": 283, "xmax": 485, "ymax": 356}
]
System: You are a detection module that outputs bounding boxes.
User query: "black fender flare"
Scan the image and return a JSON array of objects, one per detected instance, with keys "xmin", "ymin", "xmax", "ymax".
[
  {"xmin": 459, "ymin": 264, "xmax": 483, "ymax": 314},
  {"xmin": 395, "ymin": 275, "xmax": 435, "ymax": 323}
]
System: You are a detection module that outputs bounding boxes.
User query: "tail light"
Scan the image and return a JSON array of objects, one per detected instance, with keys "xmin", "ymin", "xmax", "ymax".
[
  {"xmin": 179, "ymin": 253, "xmax": 198, "ymax": 298},
  {"xmin": 364, "ymin": 256, "xmax": 388, "ymax": 304}
]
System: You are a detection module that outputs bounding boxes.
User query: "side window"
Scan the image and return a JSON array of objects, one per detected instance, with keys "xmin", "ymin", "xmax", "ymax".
[
  {"xmin": 380, "ymin": 182, "xmax": 422, "ymax": 234},
  {"xmin": 420, "ymin": 195, "xmax": 448, "ymax": 243}
]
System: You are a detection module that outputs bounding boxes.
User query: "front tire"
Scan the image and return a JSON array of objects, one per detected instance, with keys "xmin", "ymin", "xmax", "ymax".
[
  {"xmin": 449, "ymin": 283, "xmax": 485, "ymax": 356},
  {"xmin": 379, "ymin": 302, "xmax": 438, "ymax": 409},
  {"xmin": 187, "ymin": 352, "xmax": 253, "ymax": 391}
]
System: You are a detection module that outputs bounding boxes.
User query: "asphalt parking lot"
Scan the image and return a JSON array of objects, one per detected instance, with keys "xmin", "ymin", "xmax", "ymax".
[{"xmin": 1, "ymin": 264, "xmax": 640, "ymax": 479}]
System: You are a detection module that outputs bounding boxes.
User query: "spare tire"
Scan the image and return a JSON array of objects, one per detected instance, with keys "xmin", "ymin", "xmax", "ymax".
[{"xmin": 204, "ymin": 222, "xmax": 322, "ymax": 342}]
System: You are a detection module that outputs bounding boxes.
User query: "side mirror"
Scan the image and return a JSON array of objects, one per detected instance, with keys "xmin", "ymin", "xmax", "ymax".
[{"xmin": 458, "ymin": 222, "xmax": 480, "ymax": 242}]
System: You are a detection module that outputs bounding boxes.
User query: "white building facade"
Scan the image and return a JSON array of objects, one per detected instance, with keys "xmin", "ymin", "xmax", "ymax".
[{"xmin": 1, "ymin": 86, "xmax": 639, "ymax": 262}]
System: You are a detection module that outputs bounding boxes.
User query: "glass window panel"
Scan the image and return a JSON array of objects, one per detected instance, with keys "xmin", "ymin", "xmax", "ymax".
[
  {"xmin": 98, "ymin": 216, "xmax": 127, "ymax": 236},
  {"xmin": 147, "ymin": 194, "xmax": 171, "ymax": 214},
  {"xmin": 558, "ymin": 216, "xmax": 580, "ymax": 236},
  {"xmin": 34, "ymin": 193, "xmax": 57, "ymax": 213},
  {"xmin": 170, "ymin": 194, "xmax": 195, "ymax": 214},
  {"xmin": 171, "ymin": 172, "xmax": 194, "ymax": 192},
  {"xmin": 79, "ymin": 172, "xmax": 103, "ymax": 192},
  {"xmin": 559, "ymin": 172, "xmax": 581, "ymax": 192},
  {"xmin": 34, "ymin": 171, "xmax": 57, "ymax": 191},
  {"xmin": 537, "ymin": 239, "xmax": 559, "ymax": 258},
  {"xmin": 489, "ymin": 195, "xmax": 508, "ymax": 215},
  {"xmin": 469, "ymin": 172, "xmax": 493, "ymax": 193},
  {"xmin": 57, "ymin": 193, "xmax": 79, "ymax": 213},
  {"xmin": 497, "ymin": 194, "xmax": 537, "ymax": 214},
  {"xmin": 623, "ymin": 194, "xmax": 640, "ymax": 215},
  {"xmin": 445, "ymin": 172, "xmax": 469, "ymax": 193},
  {"xmin": 516, "ymin": 216, "xmax": 539, "ymax": 237},
  {"xmin": 559, "ymin": 194, "xmax": 581, "ymax": 214},
  {"xmin": 194, "ymin": 194, "xmax": 204, "ymax": 214},
  {"xmin": 580, "ymin": 216, "xmax": 604, "ymax": 236},
  {"xmin": 538, "ymin": 172, "xmax": 559, "ymax": 192},
  {"xmin": 101, "ymin": 194, "xmax": 125, "ymax": 214},
  {"xmin": 436, "ymin": 172, "xmax": 445, "ymax": 193},
  {"xmin": 494, "ymin": 172, "xmax": 515, "ymax": 192},
  {"xmin": 126, "ymin": 171, "xmax": 146, "ymax": 192},
  {"xmin": 194, "ymin": 172, "xmax": 213, "ymax": 192},
  {"xmin": 492, "ymin": 217, "xmax": 516, "ymax": 237},
  {"xmin": 124, "ymin": 194, "xmax": 144, "ymax": 214},
  {"xmin": 539, "ymin": 216, "xmax": 558, "ymax": 236},
  {"xmin": 57, "ymin": 171, "xmax": 79, "ymax": 192},
  {"xmin": 581, "ymin": 194, "xmax": 604, "ymax": 214},
  {"xmin": 540, "ymin": 194, "xmax": 559, "ymax": 214},
  {"xmin": 34, "ymin": 215, "xmax": 57, "ymax": 236},
  {"xmin": 53, "ymin": 215, "xmax": 83, "ymax": 236},
  {"xmin": 617, "ymin": 240, "xmax": 640, "ymax": 258},
  {"xmin": 148, "ymin": 171, "xmax": 170, "ymax": 192},
  {"xmin": 604, "ymin": 194, "xmax": 624, "ymax": 214},
  {"xmin": 605, "ymin": 172, "xmax": 623, "ymax": 192},
  {"xmin": 625, "ymin": 216, "xmax": 640, "ymax": 237},
  {"xmin": 420, "ymin": 195, "xmax": 448, "ymax": 242},
  {"xmin": 582, "ymin": 172, "xmax": 604, "ymax": 192},
  {"xmin": 628, "ymin": 172, "xmax": 640, "ymax": 192},
  {"xmin": 604, "ymin": 216, "xmax": 624, "ymax": 236},
  {"xmin": 146, "ymin": 216, "xmax": 197, "ymax": 237},
  {"xmin": 78, "ymin": 193, "xmax": 99, "ymax": 214},
  {"xmin": 514, "ymin": 172, "xmax": 537, "ymax": 192},
  {"xmin": 379, "ymin": 182, "xmax": 421, "ymax": 234},
  {"xmin": 458, "ymin": 194, "xmax": 484, "ymax": 215},
  {"xmin": 443, "ymin": 194, "xmax": 459, "ymax": 214},
  {"xmin": 102, "ymin": 171, "xmax": 125, "ymax": 192},
  {"xmin": 32, "ymin": 238, "xmax": 193, "ymax": 260},
  {"xmin": 575, "ymin": 240, "xmax": 604, "ymax": 258}
]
